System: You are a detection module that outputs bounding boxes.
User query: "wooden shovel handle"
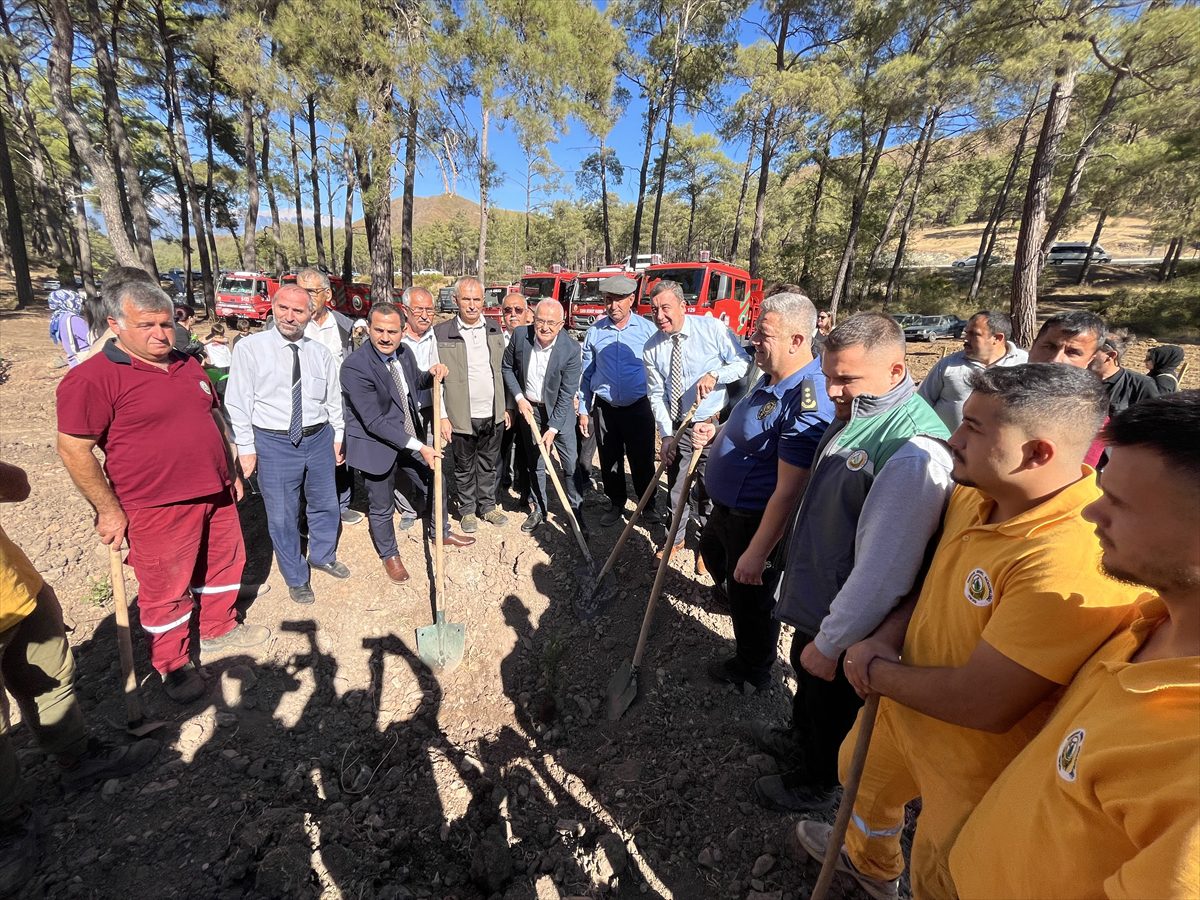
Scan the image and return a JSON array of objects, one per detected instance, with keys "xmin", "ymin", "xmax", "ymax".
[
  {"xmin": 525, "ymin": 409, "xmax": 592, "ymax": 565},
  {"xmin": 108, "ymin": 544, "xmax": 143, "ymax": 726},
  {"xmin": 433, "ymin": 379, "xmax": 445, "ymax": 615}
]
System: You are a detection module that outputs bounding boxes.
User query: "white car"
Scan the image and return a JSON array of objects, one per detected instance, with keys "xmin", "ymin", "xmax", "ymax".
[
  {"xmin": 952, "ymin": 253, "xmax": 1000, "ymax": 268},
  {"xmin": 42, "ymin": 278, "xmax": 61, "ymax": 290},
  {"xmin": 1047, "ymin": 242, "xmax": 1111, "ymax": 265}
]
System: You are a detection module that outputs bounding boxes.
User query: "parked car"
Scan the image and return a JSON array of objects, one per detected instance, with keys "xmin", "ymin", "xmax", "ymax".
[
  {"xmin": 1047, "ymin": 242, "xmax": 1111, "ymax": 265},
  {"xmin": 41, "ymin": 278, "xmax": 61, "ymax": 291},
  {"xmin": 903, "ymin": 315, "xmax": 965, "ymax": 342},
  {"xmin": 892, "ymin": 313, "xmax": 920, "ymax": 326}
]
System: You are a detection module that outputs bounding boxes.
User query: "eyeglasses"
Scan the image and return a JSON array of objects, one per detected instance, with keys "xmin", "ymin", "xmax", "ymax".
[
  {"xmin": 534, "ymin": 318, "xmax": 562, "ymax": 328},
  {"xmin": 502, "ymin": 306, "xmax": 525, "ymax": 315},
  {"xmin": 408, "ymin": 306, "xmax": 433, "ymax": 315}
]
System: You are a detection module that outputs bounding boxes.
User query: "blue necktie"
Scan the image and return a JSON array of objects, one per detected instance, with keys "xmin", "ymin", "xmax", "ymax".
[{"xmin": 288, "ymin": 344, "xmax": 303, "ymax": 445}]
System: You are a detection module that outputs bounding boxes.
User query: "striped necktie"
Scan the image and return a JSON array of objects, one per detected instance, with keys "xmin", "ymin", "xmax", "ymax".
[
  {"xmin": 669, "ymin": 332, "xmax": 684, "ymax": 423},
  {"xmin": 288, "ymin": 344, "xmax": 303, "ymax": 445},
  {"xmin": 387, "ymin": 358, "xmax": 417, "ymax": 439}
]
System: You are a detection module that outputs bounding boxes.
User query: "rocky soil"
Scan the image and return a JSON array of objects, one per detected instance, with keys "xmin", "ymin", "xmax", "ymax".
[{"xmin": 2, "ymin": 307, "xmax": 1195, "ymax": 900}]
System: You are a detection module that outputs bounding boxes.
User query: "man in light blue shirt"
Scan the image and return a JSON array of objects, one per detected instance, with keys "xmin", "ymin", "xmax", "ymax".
[
  {"xmin": 644, "ymin": 280, "xmax": 751, "ymax": 564},
  {"xmin": 578, "ymin": 274, "xmax": 663, "ymax": 527}
]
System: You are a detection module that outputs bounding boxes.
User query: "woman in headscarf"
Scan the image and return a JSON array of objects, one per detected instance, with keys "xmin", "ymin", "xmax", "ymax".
[
  {"xmin": 1145, "ymin": 345, "xmax": 1185, "ymax": 394},
  {"xmin": 48, "ymin": 289, "xmax": 92, "ymax": 368}
]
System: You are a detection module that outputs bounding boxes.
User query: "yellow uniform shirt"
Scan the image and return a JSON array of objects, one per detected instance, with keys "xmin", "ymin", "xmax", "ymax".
[
  {"xmin": 0, "ymin": 525, "xmax": 42, "ymax": 633},
  {"xmin": 950, "ymin": 596, "xmax": 1200, "ymax": 899}
]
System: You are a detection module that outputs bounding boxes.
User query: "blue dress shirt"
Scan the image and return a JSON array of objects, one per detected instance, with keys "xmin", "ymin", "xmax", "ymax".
[{"xmin": 579, "ymin": 313, "xmax": 658, "ymax": 412}]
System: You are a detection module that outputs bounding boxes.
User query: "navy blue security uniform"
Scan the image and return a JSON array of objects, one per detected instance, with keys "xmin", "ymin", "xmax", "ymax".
[{"xmin": 698, "ymin": 357, "xmax": 834, "ymax": 686}]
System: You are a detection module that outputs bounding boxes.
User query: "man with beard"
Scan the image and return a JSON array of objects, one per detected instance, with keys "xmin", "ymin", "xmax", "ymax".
[
  {"xmin": 918, "ymin": 310, "xmax": 1027, "ymax": 430},
  {"xmin": 227, "ymin": 285, "xmax": 350, "ymax": 605},
  {"xmin": 788, "ymin": 364, "xmax": 1143, "ymax": 900},
  {"xmin": 950, "ymin": 391, "xmax": 1200, "ymax": 899},
  {"xmin": 1091, "ymin": 327, "xmax": 1159, "ymax": 416}
]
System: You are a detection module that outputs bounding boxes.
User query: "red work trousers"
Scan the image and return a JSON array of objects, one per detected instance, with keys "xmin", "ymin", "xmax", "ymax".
[{"xmin": 125, "ymin": 490, "xmax": 245, "ymax": 674}]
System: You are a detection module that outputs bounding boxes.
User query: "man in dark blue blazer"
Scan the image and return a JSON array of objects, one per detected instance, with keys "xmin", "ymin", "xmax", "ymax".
[
  {"xmin": 341, "ymin": 302, "xmax": 475, "ymax": 584},
  {"xmin": 501, "ymin": 300, "xmax": 584, "ymax": 534}
]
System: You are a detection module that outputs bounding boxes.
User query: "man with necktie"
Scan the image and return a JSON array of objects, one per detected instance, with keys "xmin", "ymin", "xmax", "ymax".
[
  {"xmin": 226, "ymin": 285, "xmax": 350, "ymax": 605},
  {"xmin": 643, "ymin": 280, "xmax": 751, "ymax": 567},
  {"xmin": 341, "ymin": 303, "xmax": 476, "ymax": 584}
]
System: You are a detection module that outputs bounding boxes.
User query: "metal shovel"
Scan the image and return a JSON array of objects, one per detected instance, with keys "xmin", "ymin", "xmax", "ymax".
[
  {"xmin": 606, "ymin": 447, "xmax": 704, "ymax": 721},
  {"xmin": 576, "ymin": 400, "xmax": 699, "ymax": 618},
  {"xmin": 524, "ymin": 410, "xmax": 593, "ymax": 568},
  {"xmin": 416, "ymin": 379, "xmax": 465, "ymax": 673},
  {"xmin": 107, "ymin": 545, "xmax": 167, "ymax": 736}
]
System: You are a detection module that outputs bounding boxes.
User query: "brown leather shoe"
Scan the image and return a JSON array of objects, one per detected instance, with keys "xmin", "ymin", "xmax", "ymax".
[
  {"xmin": 695, "ymin": 553, "xmax": 709, "ymax": 577},
  {"xmin": 442, "ymin": 531, "xmax": 476, "ymax": 548},
  {"xmin": 383, "ymin": 555, "xmax": 410, "ymax": 584},
  {"xmin": 655, "ymin": 541, "xmax": 685, "ymax": 562}
]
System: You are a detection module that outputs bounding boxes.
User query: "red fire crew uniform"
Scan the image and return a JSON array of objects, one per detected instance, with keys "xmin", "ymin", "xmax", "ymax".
[{"xmin": 56, "ymin": 339, "xmax": 245, "ymax": 674}]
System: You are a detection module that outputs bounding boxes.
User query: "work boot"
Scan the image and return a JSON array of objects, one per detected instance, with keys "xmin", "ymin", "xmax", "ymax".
[
  {"xmin": 706, "ymin": 658, "xmax": 769, "ymax": 693},
  {"xmin": 600, "ymin": 504, "xmax": 626, "ymax": 528},
  {"xmin": 460, "ymin": 514, "xmax": 478, "ymax": 534},
  {"xmin": 481, "ymin": 508, "xmax": 508, "ymax": 526},
  {"xmin": 162, "ymin": 661, "xmax": 206, "ymax": 704},
  {"xmin": 200, "ymin": 623, "xmax": 272, "ymax": 653},
  {"xmin": 753, "ymin": 770, "xmax": 839, "ymax": 814},
  {"xmin": 748, "ymin": 720, "xmax": 805, "ymax": 766},
  {"xmin": 289, "ymin": 583, "xmax": 316, "ymax": 605},
  {"xmin": 785, "ymin": 820, "xmax": 900, "ymax": 900},
  {"xmin": 521, "ymin": 509, "xmax": 544, "ymax": 534},
  {"xmin": 0, "ymin": 809, "xmax": 41, "ymax": 896},
  {"xmin": 59, "ymin": 736, "xmax": 161, "ymax": 792}
]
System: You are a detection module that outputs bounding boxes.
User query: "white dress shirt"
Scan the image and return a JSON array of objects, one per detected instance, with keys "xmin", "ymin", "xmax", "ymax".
[
  {"xmin": 401, "ymin": 327, "xmax": 438, "ymax": 412},
  {"xmin": 226, "ymin": 327, "xmax": 345, "ymax": 454},
  {"xmin": 519, "ymin": 339, "xmax": 555, "ymax": 404},
  {"xmin": 458, "ymin": 318, "xmax": 495, "ymax": 419},
  {"xmin": 306, "ymin": 311, "xmax": 344, "ymax": 363}
]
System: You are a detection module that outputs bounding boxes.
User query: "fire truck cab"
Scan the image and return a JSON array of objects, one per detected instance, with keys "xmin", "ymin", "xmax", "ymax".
[
  {"xmin": 215, "ymin": 272, "xmax": 281, "ymax": 322},
  {"xmin": 569, "ymin": 265, "xmax": 641, "ymax": 334},
  {"xmin": 519, "ymin": 265, "xmax": 578, "ymax": 318},
  {"xmin": 483, "ymin": 283, "xmax": 519, "ymax": 326},
  {"xmin": 637, "ymin": 253, "xmax": 763, "ymax": 339}
]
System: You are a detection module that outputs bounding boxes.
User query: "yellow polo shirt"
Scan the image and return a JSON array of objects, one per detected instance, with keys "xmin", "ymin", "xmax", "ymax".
[
  {"xmin": 890, "ymin": 474, "xmax": 1142, "ymax": 832},
  {"xmin": 0, "ymin": 525, "xmax": 42, "ymax": 633},
  {"xmin": 950, "ymin": 596, "xmax": 1200, "ymax": 899}
]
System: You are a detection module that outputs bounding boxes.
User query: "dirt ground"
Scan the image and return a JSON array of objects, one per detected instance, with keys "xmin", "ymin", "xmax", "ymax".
[{"xmin": 3, "ymin": 306, "xmax": 1197, "ymax": 900}]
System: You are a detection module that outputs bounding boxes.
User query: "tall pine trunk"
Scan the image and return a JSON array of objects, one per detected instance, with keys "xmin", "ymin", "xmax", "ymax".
[
  {"xmin": 1075, "ymin": 209, "xmax": 1107, "ymax": 285},
  {"xmin": 629, "ymin": 100, "xmax": 659, "ymax": 264},
  {"xmin": 883, "ymin": 109, "xmax": 940, "ymax": 307},
  {"xmin": 241, "ymin": 101, "xmax": 259, "ymax": 271},
  {"xmin": 599, "ymin": 140, "xmax": 612, "ymax": 265},
  {"xmin": 476, "ymin": 104, "xmax": 490, "ymax": 280},
  {"xmin": 800, "ymin": 135, "xmax": 831, "ymax": 287},
  {"xmin": 0, "ymin": 109, "xmax": 32, "ymax": 307},
  {"xmin": 748, "ymin": 106, "xmax": 776, "ymax": 279},
  {"xmin": 649, "ymin": 86, "xmax": 678, "ymax": 255},
  {"xmin": 307, "ymin": 94, "xmax": 326, "ymax": 269},
  {"xmin": 401, "ymin": 93, "xmax": 418, "ymax": 285},
  {"xmin": 260, "ymin": 113, "xmax": 287, "ymax": 274},
  {"xmin": 47, "ymin": 0, "xmax": 138, "ymax": 266},
  {"xmin": 341, "ymin": 141, "xmax": 355, "ymax": 285},
  {"xmin": 829, "ymin": 112, "xmax": 892, "ymax": 317},
  {"xmin": 1011, "ymin": 62, "xmax": 1078, "ymax": 347},
  {"xmin": 165, "ymin": 108, "xmax": 192, "ymax": 303},
  {"xmin": 729, "ymin": 119, "xmax": 759, "ymax": 261},
  {"xmin": 289, "ymin": 110, "xmax": 309, "ymax": 266},
  {"xmin": 67, "ymin": 140, "xmax": 95, "ymax": 301},
  {"xmin": 203, "ymin": 73, "xmax": 220, "ymax": 272}
]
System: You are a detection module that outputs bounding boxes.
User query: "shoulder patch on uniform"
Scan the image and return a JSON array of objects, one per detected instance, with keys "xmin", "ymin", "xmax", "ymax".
[
  {"xmin": 964, "ymin": 567, "xmax": 993, "ymax": 606},
  {"xmin": 845, "ymin": 448, "xmax": 869, "ymax": 471},
  {"xmin": 800, "ymin": 376, "xmax": 818, "ymax": 412},
  {"xmin": 757, "ymin": 398, "xmax": 778, "ymax": 420},
  {"xmin": 199, "ymin": 380, "xmax": 211, "ymax": 396},
  {"xmin": 1057, "ymin": 728, "xmax": 1085, "ymax": 782}
]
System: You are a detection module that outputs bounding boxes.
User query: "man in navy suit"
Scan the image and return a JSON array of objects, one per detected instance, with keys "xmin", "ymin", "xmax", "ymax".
[
  {"xmin": 501, "ymin": 299, "xmax": 584, "ymax": 534},
  {"xmin": 341, "ymin": 303, "xmax": 475, "ymax": 585}
]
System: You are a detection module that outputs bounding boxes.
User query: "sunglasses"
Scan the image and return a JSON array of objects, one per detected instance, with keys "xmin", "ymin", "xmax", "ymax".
[{"xmin": 502, "ymin": 306, "xmax": 525, "ymax": 314}]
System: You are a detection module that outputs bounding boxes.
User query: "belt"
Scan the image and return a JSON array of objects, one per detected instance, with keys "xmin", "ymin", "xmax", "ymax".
[
  {"xmin": 712, "ymin": 500, "xmax": 763, "ymax": 519},
  {"xmin": 257, "ymin": 423, "xmax": 327, "ymax": 437}
]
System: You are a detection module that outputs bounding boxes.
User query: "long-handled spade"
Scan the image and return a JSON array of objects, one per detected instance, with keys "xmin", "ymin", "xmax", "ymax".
[
  {"xmin": 605, "ymin": 446, "xmax": 704, "ymax": 721},
  {"xmin": 416, "ymin": 380, "xmax": 466, "ymax": 673},
  {"xmin": 524, "ymin": 410, "xmax": 593, "ymax": 568},
  {"xmin": 576, "ymin": 400, "xmax": 699, "ymax": 619},
  {"xmin": 107, "ymin": 545, "xmax": 167, "ymax": 736}
]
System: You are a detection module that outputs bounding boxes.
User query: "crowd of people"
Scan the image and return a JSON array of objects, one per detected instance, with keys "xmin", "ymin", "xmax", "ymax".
[{"xmin": 0, "ymin": 263, "xmax": 1195, "ymax": 897}]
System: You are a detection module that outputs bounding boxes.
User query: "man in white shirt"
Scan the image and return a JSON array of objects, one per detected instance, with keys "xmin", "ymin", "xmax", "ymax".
[
  {"xmin": 917, "ymin": 310, "xmax": 1028, "ymax": 431},
  {"xmin": 226, "ymin": 285, "xmax": 351, "ymax": 605},
  {"xmin": 400, "ymin": 286, "xmax": 439, "ymax": 430},
  {"xmin": 497, "ymin": 291, "xmax": 532, "ymax": 508},
  {"xmin": 433, "ymin": 277, "xmax": 510, "ymax": 533}
]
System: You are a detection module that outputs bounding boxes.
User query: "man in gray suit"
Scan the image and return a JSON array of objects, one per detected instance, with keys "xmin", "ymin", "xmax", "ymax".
[{"xmin": 501, "ymin": 299, "xmax": 583, "ymax": 534}]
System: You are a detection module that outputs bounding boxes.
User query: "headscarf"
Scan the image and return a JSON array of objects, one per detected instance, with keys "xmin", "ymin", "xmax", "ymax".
[
  {"xmin": 1147, "ymin": 345, "xmax": 1185, "ymax": 394},
  {"xmin": 48, "ymin": 289, "xmax": 84, "ymax": 341}
]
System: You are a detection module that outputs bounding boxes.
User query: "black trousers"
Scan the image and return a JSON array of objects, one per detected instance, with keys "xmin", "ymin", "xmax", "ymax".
[
  {"xmin": 362, "ymin": 451, "xmax": 450, "ymax": 559},
  {"xmin": 520, "ymin": 405, "xmax": 582, "ymax": 517},
  {"xmin": 574, "ymin": 417, "xmax": 597, "ymax": 497},
  {"xmin": 592, "ymin": 396, "xmax": 658, "ymax": 511},
  {"xmin": 789, "ymin": 631, "xmax": 863, "ymax": 787},
  {"xmin": 496, "ymin": 417, "xmax": 530, "ymax": 501},
  {"xmin": 698, "ymin": 503, "xmax": 781, "ymax": 683},
  {"xmin": 450, "ymin": 416, "xmax": 503, "ymax": 517}
]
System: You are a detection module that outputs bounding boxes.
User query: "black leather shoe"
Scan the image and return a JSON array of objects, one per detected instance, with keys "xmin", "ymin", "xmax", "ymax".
[
  {"xmin": 521, "ymin": 509, "xmax": 544, "ymax": 533},
  {"xmin": 289, "ymin": 583, "xmax": 316, "ymax": 604},
  {"xmin": 753, "ymin": 772, "xmax": 839, "ymax": 814},
  {"xmin": 706, "ymin": 657, "xmax": 769, "ymax": 692},
  {"xmin": 162, "ymin": 662, "xmax": 206, "ymax": 704},
  {"xmin": 310, "ymin": 559, "xmax": 351, "ymax": 579}
]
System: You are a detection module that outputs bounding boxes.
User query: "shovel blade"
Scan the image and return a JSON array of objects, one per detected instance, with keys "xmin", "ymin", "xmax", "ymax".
[
  {"xmin": 416, "ymin": 621, "xmax": 466, "ymax": 674},
  {"xmin": 605, "ymin": 659, "xmax": 639, "ymax": 721},
  {"xmin": 575, "ymin": 570, "xmax": 618, "ymax": 621}
]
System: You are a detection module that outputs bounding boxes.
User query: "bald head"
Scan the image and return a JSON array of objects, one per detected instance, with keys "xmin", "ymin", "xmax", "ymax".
[{"xmin": 532, "ymin": 297, "xmax": 565, "ymax": 347}]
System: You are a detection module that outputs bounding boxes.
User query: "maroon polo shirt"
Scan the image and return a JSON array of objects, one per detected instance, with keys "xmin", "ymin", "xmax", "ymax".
[{"xmin": 56, "ymin": 339, "xmax": 231, "ymax": 509}]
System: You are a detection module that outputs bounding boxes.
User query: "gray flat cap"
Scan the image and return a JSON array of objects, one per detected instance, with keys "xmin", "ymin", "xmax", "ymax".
[{"xmin": 598, "ymin": 274, "xmax": 638, "ymax": 296}]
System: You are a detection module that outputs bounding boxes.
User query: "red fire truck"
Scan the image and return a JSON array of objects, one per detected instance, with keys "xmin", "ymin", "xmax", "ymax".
[
  {"xmin": 637, "ymin": 253, "xmax": 764, "ymax": 338},
  {"xmin": 278, "ymin": 272, "xmax": 398, "ymax": 317},
  {"xmin": 215, "ymin": 272, "xmax": 282, "ymax": 322},
  {"xmin": 483, "ymin": 282, "xmax": 520, "ymax": 326},
  {"xmin": 519, "ymin": 265, "xmax": 578, "ymax": 316},
  {"xmin": 568, "ymin": 266, "xmax": 642, "ymax": 334}
]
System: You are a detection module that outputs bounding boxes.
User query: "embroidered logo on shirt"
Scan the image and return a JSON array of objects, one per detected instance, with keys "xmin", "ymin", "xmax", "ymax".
[
  {"xmin": 757, "ymin": 399, "xmax": 778, "ymax": 420},
  {"xmin": 845, "ymin": 449, "xmax": 869, "ymax": 471},
  {"xmin": 964, "ymin": 567, "xmax": 994, "ymax": 606},
  {"xmin": 199, "ymin": 380, "xmax": 212, "ymax": 396},
  {"xmin": 1056, "ymin": 728, "xmax": 1085, "ymax": 782}
]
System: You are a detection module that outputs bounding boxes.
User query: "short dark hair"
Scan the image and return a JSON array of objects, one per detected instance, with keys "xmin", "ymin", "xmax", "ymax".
[
  {"xmin": 971, "ymin": 310, "xmax": 1012, "ymax": 342},
  {"xmin": 764, "ymin": 282, "xmax": 802, "ymax": 297},
  {"xmin": 1102, "ymin": 391, "xmax": 1200, "ymax": 482},
  {"xmin": 1034, "ymin": 311, "xmax": 1106, "ymax": 348},
  {"xmin": 1100, "ymin": 327, "xmax": 1136, "ymax": 364},
  {"xmin": 969, "ymin": 363, "xmax": 1108, "ymax": 446},
  {"xmin": 823, "ymin": 312, "xmax": 905, "ymax": 354},
  {"xmin": 367, "ymin": 301, "xmax": 402, "ymax": 324}
]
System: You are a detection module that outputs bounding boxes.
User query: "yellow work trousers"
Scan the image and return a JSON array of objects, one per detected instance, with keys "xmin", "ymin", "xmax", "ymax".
[{"xmin": 838, "ymin": 699, "xmax": 978, "ymax": 900}]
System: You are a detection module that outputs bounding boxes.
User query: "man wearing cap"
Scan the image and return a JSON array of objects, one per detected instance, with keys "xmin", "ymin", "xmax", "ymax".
[
  {"xmin": 578, "ymin": 273, "xmax": 663, "ymax": 527},
  {"xmin": 644, "ymin": 280, "xmax": 752, "ymax": 565}
]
